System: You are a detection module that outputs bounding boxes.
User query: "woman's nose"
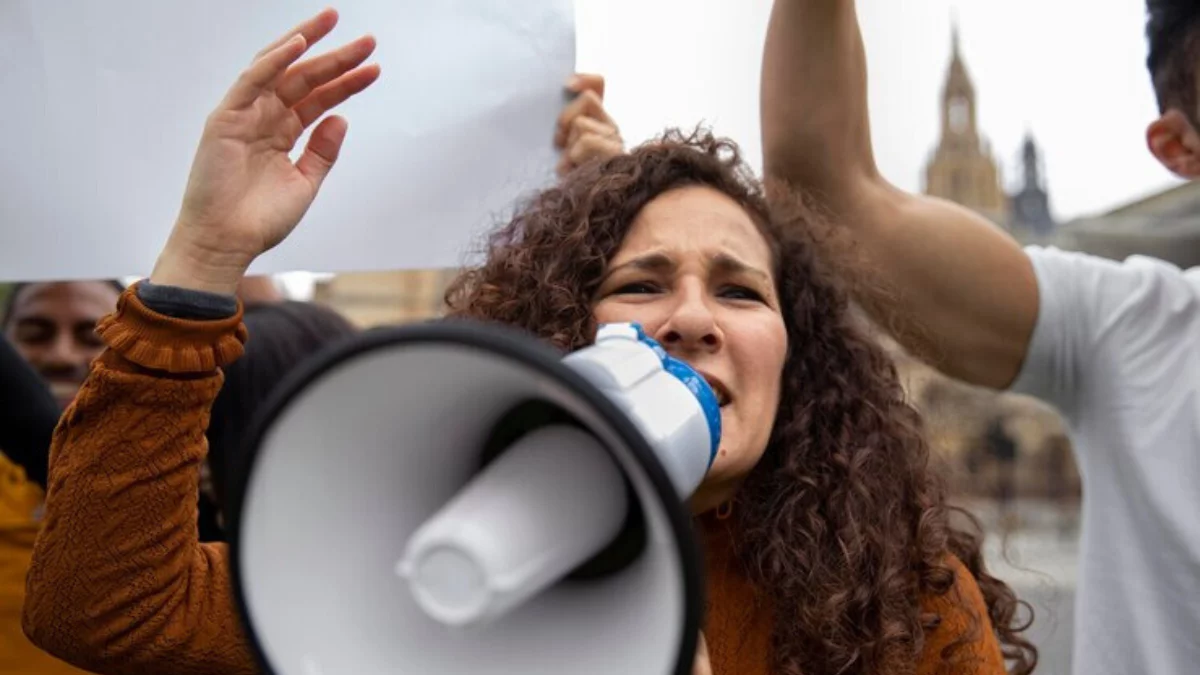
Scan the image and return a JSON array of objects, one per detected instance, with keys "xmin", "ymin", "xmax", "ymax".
[{"xmin": 653, "ymin": 288, "xmax": 722, "ymax": 354}]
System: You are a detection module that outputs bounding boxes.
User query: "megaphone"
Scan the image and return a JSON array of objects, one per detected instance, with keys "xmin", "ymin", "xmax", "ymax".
[{"xmin": 227, "ymin": 320, "xmax": 721, "ymax": 675}]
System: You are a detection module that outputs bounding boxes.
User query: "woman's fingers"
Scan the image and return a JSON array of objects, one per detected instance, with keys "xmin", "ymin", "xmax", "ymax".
[
  {"xmin": 224, "ymin": 8, "xmax": 343, "ymax": 110},
  {"xmin": 294, "ymin": 63, "xmax": 382, "ymax": 129},
  {"xmin": 253, "ymin": 7, "xmax": 339, "ymax": 63},
  {"xmin": 564, "ymin": 132, "xmax": 622, "ymax": 168},
  {"xmin": 555, "ymin": 88, "xmax": 613, "ymax": 148},
  {"xmin": 555, "ymin": 74, "xmax": 621, "ymax": 175},
  {"xmin": 568, "ymin": 73, "xmax": 606, "ymax": 99},
  {"xmin": 225, "ymin": 34, "xmax": 310, "ymax": 110},
  {"xmin": 277, "ymin": 35, "xmax": 377, "ymax": 108},
  {"xmin": 566, "ymin": 115, "xmax": 620, "ymax": 151},
  {"xmin": 556, "ymin": 116, "xmax": 623, "ymax": 176},
  {"xmin": 295, "ymin": 115, "xmax": 349, "ymax": 189}
]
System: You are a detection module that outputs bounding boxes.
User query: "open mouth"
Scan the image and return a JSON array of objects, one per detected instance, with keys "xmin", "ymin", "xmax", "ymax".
[{"xmin": 702, "ymin": 376, "xmax": 732, "ymax": 408}]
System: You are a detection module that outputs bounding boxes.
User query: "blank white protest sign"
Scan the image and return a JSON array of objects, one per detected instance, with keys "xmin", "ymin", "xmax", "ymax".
[{"xmin": 0, "ymin": 1, "xmax": 574, "ymax": 282}]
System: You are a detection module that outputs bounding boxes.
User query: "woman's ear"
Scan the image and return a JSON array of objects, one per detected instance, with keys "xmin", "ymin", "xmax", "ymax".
[{"xmin": 1147, "ymin": 109, "xmax": 1200, "ymax": 178}]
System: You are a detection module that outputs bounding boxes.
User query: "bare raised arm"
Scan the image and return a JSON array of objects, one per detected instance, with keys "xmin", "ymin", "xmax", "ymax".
[{"xmin": 760, "ymin": 0, "xmax": 1039, "ymax": 389}]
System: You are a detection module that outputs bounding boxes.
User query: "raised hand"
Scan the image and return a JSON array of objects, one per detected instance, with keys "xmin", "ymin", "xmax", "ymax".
[
  {"xmin": 151, "ymin": 8, "xmax": 380, "ymax": 295},
  {"xmin": 554, "ymin": 73, "xmax": 624, "ymax": 177}
]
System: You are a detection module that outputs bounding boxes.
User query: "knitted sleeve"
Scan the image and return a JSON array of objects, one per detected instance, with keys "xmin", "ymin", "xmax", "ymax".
[
  {"xmin": 916, "ymin": 555, "xmax": 1007, "ymax": 675},
  {"xmin": 22, "ymin": 284, "xmax": 259, "ymax": 675}
]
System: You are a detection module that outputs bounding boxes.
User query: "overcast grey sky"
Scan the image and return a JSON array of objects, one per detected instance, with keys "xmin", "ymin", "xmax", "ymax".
[
  {"xmin": 577, "ymin": 0, "xmax": 1185, "ymax": 221},
  {"xmin": 290, "ymin": 0, "xmax": 1183, "ymax": 297}
]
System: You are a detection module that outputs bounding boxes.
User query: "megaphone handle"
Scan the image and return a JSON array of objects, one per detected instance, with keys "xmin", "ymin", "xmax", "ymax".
[
  {"xmin": 399, "ymin": 424, "xmax": 629, "ymax": 626},
  {"xmin": 480, "ymin": 399, "xmax": 648, "ymax": 580}
]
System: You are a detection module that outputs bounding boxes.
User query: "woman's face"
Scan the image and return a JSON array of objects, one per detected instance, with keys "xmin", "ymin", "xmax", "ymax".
[{"xmin": 592, "ymin": 185, "xmax": 789, "ymax": 513}]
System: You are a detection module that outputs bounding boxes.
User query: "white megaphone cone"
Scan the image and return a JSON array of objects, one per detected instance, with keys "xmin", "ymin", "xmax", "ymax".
[
  {"xmin": 228, "ymin": 320, "xmax": 717, "ymax": 675},
  {"xmin": 394, "ymin": 323, "xmax": 720, "ymax": 626}
]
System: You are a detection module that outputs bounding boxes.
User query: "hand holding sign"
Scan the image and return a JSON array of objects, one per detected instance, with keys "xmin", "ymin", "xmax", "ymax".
[
  {"xmin": 150, "ymin": 8, "xmax": 381, "ymax": 295},
  {"xmin": 554, "ymin": 73, "xmax": 624, "ymax": 176}
]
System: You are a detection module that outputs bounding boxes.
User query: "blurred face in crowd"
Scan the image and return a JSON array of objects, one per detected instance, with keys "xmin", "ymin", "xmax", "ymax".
[{"xmin": 3, "ymin": 282, "xmax": 121, "ymax": 408}]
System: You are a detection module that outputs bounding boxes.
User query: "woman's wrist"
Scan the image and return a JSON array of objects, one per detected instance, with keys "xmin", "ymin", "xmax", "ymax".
[{"xmin": 149, "ymin": 230, "xmax": 252, "ymax": 296}]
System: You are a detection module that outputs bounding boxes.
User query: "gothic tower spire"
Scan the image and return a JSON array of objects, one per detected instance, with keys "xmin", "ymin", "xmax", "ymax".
[
  {"xmin": 923, "ymin": 20, "xmax": 1009, "ymax": 225},
  {"xmin": 1022, "ymin": 130, "xmax": 1040, "ymax": 190},
  {"xmin": 1011, "ymin": 132, "xmax": 1057, "ymax": 234},
  {"xmin": 951, "ymin": 11, "xmax": 960, "ymax": 59}
]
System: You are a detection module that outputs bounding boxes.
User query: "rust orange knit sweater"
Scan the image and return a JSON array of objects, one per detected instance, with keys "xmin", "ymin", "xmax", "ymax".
[
  {"xmin": 23, "ymin": 288, "xmax": 1006, "ymax": 675},
  {"xmin": 700, "ymin": 514, "xmax": 1006, "ymax": 675}
]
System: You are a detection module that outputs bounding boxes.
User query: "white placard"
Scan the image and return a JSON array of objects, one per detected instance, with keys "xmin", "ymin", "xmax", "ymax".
[{"xmin": 0, "ymin": 1, "xmax": 574, "ymax": 282}]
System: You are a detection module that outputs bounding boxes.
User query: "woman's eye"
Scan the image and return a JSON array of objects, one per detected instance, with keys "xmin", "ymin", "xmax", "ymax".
[
  {"xmin": 721, "ymin": 286, "xmax": 764, "ymax": 302},
  {"xmin": 614, "ymin": 282, "xmax": 659, "ymax": 295}
]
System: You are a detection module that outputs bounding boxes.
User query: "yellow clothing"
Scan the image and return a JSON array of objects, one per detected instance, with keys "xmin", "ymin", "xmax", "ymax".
[{"xmin": 0, "ymin": 452, "xmax": 91, "ymax": 674}]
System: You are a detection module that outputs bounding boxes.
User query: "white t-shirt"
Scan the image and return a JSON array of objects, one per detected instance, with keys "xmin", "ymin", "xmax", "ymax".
[{"xmin": 1011, "ymin": 246, "xmax": 1200, "ymax": 675}]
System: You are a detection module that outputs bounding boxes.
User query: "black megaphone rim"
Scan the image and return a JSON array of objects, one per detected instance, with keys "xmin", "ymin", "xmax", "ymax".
[{"xmin": 225, "ymin": 317, "xmax": 705, "ymax": 675}]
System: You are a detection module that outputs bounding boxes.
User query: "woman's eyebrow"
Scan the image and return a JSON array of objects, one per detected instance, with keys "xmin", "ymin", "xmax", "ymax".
[{"xmin": 711, "ymin": 252, "xmax": 770, "ymax": 281}]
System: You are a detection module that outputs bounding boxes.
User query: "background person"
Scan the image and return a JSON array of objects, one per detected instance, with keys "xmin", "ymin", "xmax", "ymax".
[{"xmin": 757, "ymin": 2, "xmax": 1200, "ymax": 674}]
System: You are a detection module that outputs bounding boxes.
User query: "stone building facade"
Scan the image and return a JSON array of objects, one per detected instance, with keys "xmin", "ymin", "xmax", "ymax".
[{"xmin": 312, "ymin": 269, "xmax": 458, "ymax": 328}]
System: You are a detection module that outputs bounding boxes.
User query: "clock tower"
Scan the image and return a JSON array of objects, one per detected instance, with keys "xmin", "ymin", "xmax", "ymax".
[{"xmin": 923, "ymin": 23, "xmax": 1009, "ymax": 225}]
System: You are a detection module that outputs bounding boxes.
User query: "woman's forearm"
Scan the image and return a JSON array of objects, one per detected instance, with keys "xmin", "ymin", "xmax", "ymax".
[{"xmin": 23, "ymin": 286, "xmax": 257, "ymax": 675}]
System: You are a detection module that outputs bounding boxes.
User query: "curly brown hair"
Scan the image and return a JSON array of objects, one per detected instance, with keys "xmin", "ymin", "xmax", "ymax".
[{"xmin": 445, "ymin": 129, "xmax": 1037, "ymax": 675}]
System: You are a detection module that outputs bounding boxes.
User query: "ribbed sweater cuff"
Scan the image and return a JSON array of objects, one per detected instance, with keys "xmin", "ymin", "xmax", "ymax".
[
  {"xmin": 95, "ymin": 282, "xmax": 248, "ymax": 373},
  {"xmin": 137, "ymin": 280, "xmax": 239, "ymax": 320}
]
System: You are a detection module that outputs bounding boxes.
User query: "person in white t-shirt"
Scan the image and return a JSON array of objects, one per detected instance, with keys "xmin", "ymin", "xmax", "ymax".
[{"xmin": 753, "ymin": 1, "xmax": 1200, "ymax": 674}]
